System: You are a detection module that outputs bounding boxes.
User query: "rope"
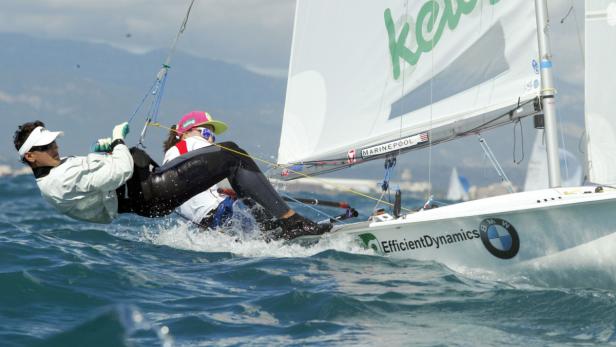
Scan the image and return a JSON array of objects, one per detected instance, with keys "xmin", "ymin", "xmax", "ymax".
[
  {"xmin": 174, "ymin": 210, "xmax": 209, "ymax": 229},
  {"xmin": 281, "ymin": 193, "xmax": 346, "ymax": 225},
  {"xmin": 148, "ymin": 122, "xmax": 413, "ymax": 212},
  {"xmin": 372, "ymin": 190, "xmax": 388, "ymax": 214},
  {"xmin": 560, "ymin": 3, "xmax": 584, "ymax": 65},
  {"xmin": 372, "ymin": 156, "xmax": 397, "ymax": 213}
]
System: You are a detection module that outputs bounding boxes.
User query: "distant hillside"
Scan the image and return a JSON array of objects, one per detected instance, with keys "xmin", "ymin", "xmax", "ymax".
[{"xmin": 0, "ymin": 32, "xmax": 285, "ymax": 164}]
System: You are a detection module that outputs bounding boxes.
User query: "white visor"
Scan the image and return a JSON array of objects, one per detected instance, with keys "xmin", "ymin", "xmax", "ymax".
[{"xmin": 18, "ymin": 126, "xmax": 63, "ymax": 158}]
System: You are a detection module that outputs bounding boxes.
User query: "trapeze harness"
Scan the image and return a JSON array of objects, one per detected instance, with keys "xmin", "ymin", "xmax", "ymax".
[{"xmin": 116, "ymin": 142, "xmax": 289, "ymax": 227}]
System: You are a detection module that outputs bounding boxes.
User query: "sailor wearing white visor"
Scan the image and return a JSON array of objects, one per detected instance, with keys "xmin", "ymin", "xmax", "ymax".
[{"xmin": 15, "ymin": 120, "xmax": 133, "ymax": 223}]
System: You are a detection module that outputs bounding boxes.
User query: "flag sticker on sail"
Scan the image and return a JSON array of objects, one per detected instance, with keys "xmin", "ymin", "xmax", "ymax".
[
  {"xmin": 347, "ymin": 149, "xmax": 357, "ymax": 164},
  {"xmin": 361, "ymin": 133, "xmax": 429, "ymax": 158}
]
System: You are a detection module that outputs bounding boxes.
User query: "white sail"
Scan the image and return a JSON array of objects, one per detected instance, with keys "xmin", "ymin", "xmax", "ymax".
[
  {"xmin": 278, "ymin": 0, "xmax": 541, "ymax": 178},
  {"xmin": 524, "ymin": 131, "xmax": 582, "ymax": 191},
  {"xmin": 446, "ymin": 167, "xmax": 469, "ymax": 201},
  {"xmin": 585, "ymin": 0, "xmax": 616, "ymax": 185}
]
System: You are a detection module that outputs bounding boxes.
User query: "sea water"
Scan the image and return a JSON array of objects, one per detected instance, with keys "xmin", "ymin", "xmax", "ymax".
[{"xmin": 2, "ymin": 174, "xmax": 616, "ymax": 346}]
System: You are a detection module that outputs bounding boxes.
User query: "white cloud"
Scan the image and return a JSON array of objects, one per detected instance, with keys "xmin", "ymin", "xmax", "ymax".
[
  {"xmin": 243, "ymin": 64, "xmax": 288, "ymax": 78},
  {"xmin": 0, "ymin": 90, "xmax": 42, "ymax": 109}
]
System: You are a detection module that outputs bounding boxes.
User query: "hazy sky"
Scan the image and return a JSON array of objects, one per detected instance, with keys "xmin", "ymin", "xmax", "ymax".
[
  {"xmin": 0, "ymin": 1, "xmax": 585, "ymax": 78},
  {"xmin": 1, "ymin": 0, "xmax": 296, "ymax": 76}
]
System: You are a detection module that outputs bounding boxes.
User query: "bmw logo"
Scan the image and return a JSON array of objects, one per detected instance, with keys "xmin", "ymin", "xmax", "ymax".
[{"xmin": 479, "ymin": 218, "xmax": 520, "ymax": 259}]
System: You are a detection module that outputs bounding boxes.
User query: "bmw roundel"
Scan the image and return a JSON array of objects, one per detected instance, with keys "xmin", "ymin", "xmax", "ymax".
[{"xmin": 479, "ymin": 218, "xmax": 520, "ymax": 259}]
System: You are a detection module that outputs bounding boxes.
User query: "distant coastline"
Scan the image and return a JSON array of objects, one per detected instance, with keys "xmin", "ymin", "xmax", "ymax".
[
  {"xmin": 0, "ymin": 165, "xmax": 32, "ymax": 177},
  {"xmin": 271, "ymin": 177, "xmax": 515, "ymax": 200}
]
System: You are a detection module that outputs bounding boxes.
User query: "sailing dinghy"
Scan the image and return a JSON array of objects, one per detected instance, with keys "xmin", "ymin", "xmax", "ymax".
[
  {"xmin": 277, "ymin": 0, "xmax": 616, "ymax": 270},
  {"xmin": 523, "ymin": 131, "xmax": 583, "ymax": 192},
  {"xmin": 446, "ymin": 167, "xmax": 470, "ymax": 201}
]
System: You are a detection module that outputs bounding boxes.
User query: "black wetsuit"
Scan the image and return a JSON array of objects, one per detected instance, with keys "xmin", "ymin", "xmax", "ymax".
[{"xmin": 116, "ymin": 142, "xmax": 289, "ymax": 219}]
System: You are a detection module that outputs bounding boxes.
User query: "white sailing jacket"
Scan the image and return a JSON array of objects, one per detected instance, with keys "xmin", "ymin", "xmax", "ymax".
[
  {"xmin": 163, "ymin": 137, "xmax": 225, "ymax": 223},
  {"xmin": 36, "ymin": 144, "xmax": 134, "ymax": 223}
]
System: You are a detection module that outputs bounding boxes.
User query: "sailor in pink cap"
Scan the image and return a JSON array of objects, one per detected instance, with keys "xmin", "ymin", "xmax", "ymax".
[
  {"xmin": 162, "ymin": 111, "xmax": 230, "ymax": 228},
  {"xmin": 161, "ymin": 110, "xmax": 325, "ymax": 237},
  {"xmin": 15, "ymin": 116, "xmax": 332, "ymax": 240},
  {"xmin": 175, "ymin": 110, "xmax": 229, "ymax": 137}
]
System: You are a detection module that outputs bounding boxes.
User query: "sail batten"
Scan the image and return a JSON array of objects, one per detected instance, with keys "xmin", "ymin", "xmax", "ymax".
[{"xmin": 278, "ymin": 0, "xmax": 540, "ymax": 179}]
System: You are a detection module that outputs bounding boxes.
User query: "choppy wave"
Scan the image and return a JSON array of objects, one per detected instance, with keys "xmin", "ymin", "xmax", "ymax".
[{"xmin": 2, "ymin": 175, "xmax": 616, "ymax": 346}]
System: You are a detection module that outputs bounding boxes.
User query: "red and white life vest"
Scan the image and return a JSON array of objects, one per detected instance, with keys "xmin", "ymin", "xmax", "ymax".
[{"xmin": 175, "ymin": 140, "xmax": 188, "ymax": 155}]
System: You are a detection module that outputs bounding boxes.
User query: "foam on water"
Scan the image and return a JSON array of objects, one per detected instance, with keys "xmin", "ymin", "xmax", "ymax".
[{"xmin": 136, "ymin": 219, "xmax": 375, "ymax": 259}]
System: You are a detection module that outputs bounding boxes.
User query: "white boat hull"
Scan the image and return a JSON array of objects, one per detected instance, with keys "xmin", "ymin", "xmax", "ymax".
[{"xmin": 303, "ymin": 186, "xmax": 616, "ymax": 270}]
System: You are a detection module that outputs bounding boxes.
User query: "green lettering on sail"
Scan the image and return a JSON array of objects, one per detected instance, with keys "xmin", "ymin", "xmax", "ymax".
[{"xmin": 385, "ymin": 0, "xmax": 500, "ymax": 80}]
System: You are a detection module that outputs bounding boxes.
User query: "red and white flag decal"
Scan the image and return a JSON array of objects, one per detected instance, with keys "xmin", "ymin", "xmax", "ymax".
[{"xmin": 347, "ymin": 149, "xmax": 357, "ymax": 164}]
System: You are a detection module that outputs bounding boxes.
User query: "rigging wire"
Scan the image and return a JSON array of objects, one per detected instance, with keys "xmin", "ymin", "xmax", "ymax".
[
  {"xmin": 557, "ymin": 2, "xmax": 584, "ymax": 182},
  {"xmin": 560, "ymin": 2, "xmax": 585, "ymax": 65},
  {"xmin": 561, "ymin": 1, "xmax": 585, "ymax": 181},
  {"xmin": 165, "ymin": 0, "xmax": 196, "ymax": 68},
  {"xmin": 127, "ymin": 79, "xmax": 159, "ymax": 125},
  {"xmin": 559, "ymin": 121, "xmax": 570, "ymax": 181},
  {"xmin": 281, "ymin": 194, "xmax": 346, "ymax": 225},
  {"xmin": 126, "ymin": 0, "xmax": 197, "ymax": 147},
  {"xmin": 427, "ymin": 0, "xmax": 436, "ymax": 202},
  {"xmin": 478, "ymin": 135, "xmax": 514, "ymax": 193}
]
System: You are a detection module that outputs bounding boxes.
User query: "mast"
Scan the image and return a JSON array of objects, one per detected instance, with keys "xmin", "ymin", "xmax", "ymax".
[{"xmin": 534, "ymin": 0, "xmax": 562, "ymax": 187}]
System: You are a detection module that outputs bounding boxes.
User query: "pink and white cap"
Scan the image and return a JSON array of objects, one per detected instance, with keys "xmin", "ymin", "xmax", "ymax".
[
  {"xmin": 18, "ymin": 126, "xmax": 63, "ymax": 158},
  {"xmin": 176, "ymin": 111, "xmax": 229, "ymax": 136}
]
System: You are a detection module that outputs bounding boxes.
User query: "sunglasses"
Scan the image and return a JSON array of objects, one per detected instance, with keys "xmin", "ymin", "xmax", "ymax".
[
  {"xmin": 29, "ymin": 141, "xmax": 57, "ymax": 152},
  {"xmin": 196, "ymin": 127, "xmax": 215, "ymax": 142}
]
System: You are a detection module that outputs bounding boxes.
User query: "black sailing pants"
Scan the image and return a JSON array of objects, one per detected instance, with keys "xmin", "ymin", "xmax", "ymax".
[{"xmin": 116, "ymin": 142, "xmax": 289, "ymax": 219}]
